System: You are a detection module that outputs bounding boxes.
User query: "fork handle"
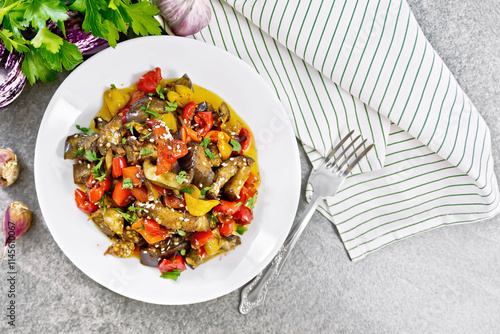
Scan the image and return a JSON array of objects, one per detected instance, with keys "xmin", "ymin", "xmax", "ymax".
[{"xmin": 239, "ymin": 194, "xmax": 323, "ymax": 314}]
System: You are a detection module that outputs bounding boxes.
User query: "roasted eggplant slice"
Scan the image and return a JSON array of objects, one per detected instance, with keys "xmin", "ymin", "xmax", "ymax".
[
  {"xmin": 64, "ymin": 133, "xmax": 99, "ymax": 160},
  {"xmin": 150, "ymin": 202, "xmax": 209, "ymax": 232},
  {"xmin": 223, "ymin": 157, "xmax": 254, "ymax": 200},
  {"xmin": 179, "ymin": 143, "xmax": 214, "ymax": 189}
]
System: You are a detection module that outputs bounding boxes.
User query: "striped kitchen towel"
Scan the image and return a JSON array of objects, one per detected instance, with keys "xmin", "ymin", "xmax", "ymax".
[{"xmin": 185, "ymin": 0, "xmax": 499, "ymax": 260}]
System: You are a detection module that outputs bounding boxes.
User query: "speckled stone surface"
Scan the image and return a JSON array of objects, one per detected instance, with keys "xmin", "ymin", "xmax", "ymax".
[{"xmin": 1, "ymin": 1, "xmax": 499, "ymax": 333}]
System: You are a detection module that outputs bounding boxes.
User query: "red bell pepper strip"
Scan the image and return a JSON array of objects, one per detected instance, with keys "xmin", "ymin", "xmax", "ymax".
[
  {"xmin": 213, "ymin": 200, "xmax": 241, "ymax": 215},
  {"xmin": 182, "ymin": 101, "xmax": 197, "ymax": 124},
  {"xmin": 182, "ymin": 125, "xmax": 202, "ymax": 142},
  {"xmin": 112, "ymin": 179, "xmax": 133, "ymax": 206},
  {"xmin": 86, "ymin": 175, "xmax": 111, "ymax": 203},
  {"xmin": 163, "ymin": 193, "xmax": 186, "ymax": 209},
  {"xmin": 194, "ymin": 111, "xmax": 213, "ymax": 137},
  {"xmin": 131, "ymin": 186, "xmax": 148, "ymax": 203},
  {"xmin": 132, "ymin": 218, "xmax": 171, "ymax": 244},
  {"xmin": 137, "ymin": 67, "xmax": 162, "ymax": 94},
  {"xmin": 148, "ymin": 120, "xmax": 188, "ymax": 174},
  {"xmin": 220, "ymin": 221, "xmax": 234, "ymax": 236},
  {"xmin": 158, "ymin": 254, "xmax": 187, "ymax": 273},
  {"xmin": 112, "ymin": 156, "xmax": 127, "ymax": 178},
  {"xmin": 233, "ymin": 127, "xmax": 251, "ymax": 154},
  {"xmin": 122, "ymin": 166, "xmax": 143, "ymax": 187},
  {"xmin": 191, "ymin": 230, "xmax": 214, "ymax": 249},
  {"xmin": 74, "ymin": 189, "xmax": 99, "ymax": 213}
]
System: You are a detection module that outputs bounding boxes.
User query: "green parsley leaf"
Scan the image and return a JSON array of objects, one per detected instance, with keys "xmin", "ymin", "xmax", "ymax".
[
  {"xmin": 246, "ymin": 193, "xmax": 257, "ymax": 211},
  {"xmin": 177, "ymin": 230, "xmax": 186, "ymax": 236},
  {"xmin": 139, "ymin": 148, "xmax": 153, "ymax": 156},
  {"xmin": 236, "ymin": 225, "xmax": 248, "ymax": 235},
  {"xmin": 235, "ymin": 202, "xmax": 242, "ymax": 207},
  {"xmin": 179, "ymin": 187, "xmax": 194, "ymax": 195},
  {"xmin": 145, "ymin": 108, "xmax": 158, "ymax": 118},
  {"xmin": 137, "ymin": 223, "xmax": 145, "ymax": 231},
  {"xmin": 160, "ymin": 269, "xmax": 182, "ymax": 281},
  {"xmin": 98, "ymin": 194, "xmax": 107, "ymax": 214},
  {"xmin": 180, "ymin": 249, "xmax": 186, "ymax": 256},
  {"xmin": 164, "ymin": 101, "xmax": 177, "ymax": 112},
  {"xmin": 156, "ymin": 84, "xmax": 165, "ymax": 100},
  {"xmin": 176, "ymin": 171, "xmax": 187, "ymax": 185},
  {"xmin": 122, "ymin": 137, "xmax": 126, "ymax": 144},
  {"xmin": 128, "ymin": 206, "xmax": 145, "ymax": 212},
  {"xmin": 76, "ymin": 124, "xmax": 94, "ymax": 135},
  {"xmin": 230, "ymin": 139, "xmax": 242, "ymax": 153},
  {"xmin": 115, "ymin": 208, "xmax": 137, "ymax": 223},
  {"xmin": 85, "ymin": 150, "xmax": 99, "ymax": 162},
  {"xmin": 23, "ymin": 0, "xmax": 68, "ymax": 30},
  {"xmin": 200, "ymin": 137, "xmax": 210, "ymax": 148},
  {"xmin": 111, "ymin": 84, "xmax": 117, "ymax": 89},
  {"xmin": 73, "ymin": 149, "xmax": 85, "ymax": 155},
  {"xmin": 126, "ymin": 121, "xmax": 139, "ymax": 133},
  {"xmin": 92, "ymin": 159, "xmax": 106, "ymax": 182},
  {"xmin": 122, "ymin": 178, "xmax": 133, "ymax": 189},
  {"xmin": 204, "ymin": 149, "xmax": 218, "ymax": 160},
  {"xmin": 200, "ymin": 187, "xmax": 211, "ymax": 200},
  {"xmin": 210, "ymin": 215, "xmax": 219, "ymax": 223},
  {"xmin": 123, "ymin": 1, "xmax": 162, "ymax": 36},
  {"xmin": 141, "ymin": 132, "xmax": 153, "ymax": 139},
  {"xmin": 69, "ymin": 0, "xmax": 109, "ymax": 40}
]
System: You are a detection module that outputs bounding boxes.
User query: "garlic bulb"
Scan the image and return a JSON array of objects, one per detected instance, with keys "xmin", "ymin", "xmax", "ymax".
[
  {"xmin": 153, "ymin": 0, "xmax": 212, "ymax": 36},
  {"xmin": 2, "ymin": 202, "xmax": 32, "ymax": 260},
  {"xmin": 0, "ymin": 148, "xmax": 20, "ymax": 187}
]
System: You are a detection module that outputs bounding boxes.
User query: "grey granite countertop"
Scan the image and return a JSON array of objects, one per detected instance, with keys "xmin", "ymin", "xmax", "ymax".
[{"xmin": 1, "ymin": 1, "xmax": 499, "ymax": 333}]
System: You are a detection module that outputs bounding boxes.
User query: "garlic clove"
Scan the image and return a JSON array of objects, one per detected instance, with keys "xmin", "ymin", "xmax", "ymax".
[
  {"xmin": 0, "ymin": 148, "xmax": 20, "ymax": 187},
  {"xmin": 2, "ymin": 202, "xmax": 32, "ymax": 260},
  {"xmin": 153, "ymin": 0, "xmax": 212, "ymax": 37}
]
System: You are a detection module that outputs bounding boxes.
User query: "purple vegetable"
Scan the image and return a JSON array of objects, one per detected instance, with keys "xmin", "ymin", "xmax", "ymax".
[
  {"xmin": 48, "ymin": 11, "xmax": 109, "ymax": 57},
  {"xmin": 2, "ymin": 202, "xmax": 32, "ymax": 260},
  {"xmin": 0, "ymin": 41, "xmax": 27, "ymax": 109}
]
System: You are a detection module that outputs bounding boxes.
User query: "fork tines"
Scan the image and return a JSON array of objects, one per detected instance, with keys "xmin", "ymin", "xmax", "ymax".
[{"xmin": 326, "ymin": 131, "xmax": 374, "ymax": 176}]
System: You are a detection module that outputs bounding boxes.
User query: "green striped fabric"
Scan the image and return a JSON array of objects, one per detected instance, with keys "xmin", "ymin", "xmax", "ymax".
[{"xmin": 188, "ymin": 0, "xmax": 499, "ymax": 260}]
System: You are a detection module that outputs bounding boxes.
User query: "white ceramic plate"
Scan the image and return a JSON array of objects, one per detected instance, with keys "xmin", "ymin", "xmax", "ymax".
[{"xmin": 34, "ymin": 36, "xmax": 300, "ymax": 305}]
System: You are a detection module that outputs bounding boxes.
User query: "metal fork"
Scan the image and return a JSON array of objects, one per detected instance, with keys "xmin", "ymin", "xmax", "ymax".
[{"xmin": 239, "ymin": 130, "xmax": 374, "ymax": 314}]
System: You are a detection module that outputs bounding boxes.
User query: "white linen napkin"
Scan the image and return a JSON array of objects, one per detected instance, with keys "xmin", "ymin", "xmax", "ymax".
[{"xmin": 189, "ymin": 0, "xmax": 499, "ymax": 260}]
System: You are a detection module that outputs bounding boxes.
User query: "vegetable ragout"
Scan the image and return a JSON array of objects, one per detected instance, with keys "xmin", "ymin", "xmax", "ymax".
[{"xmin": 64, "ymin": 68, "xmax": 258, "ymax": 281}]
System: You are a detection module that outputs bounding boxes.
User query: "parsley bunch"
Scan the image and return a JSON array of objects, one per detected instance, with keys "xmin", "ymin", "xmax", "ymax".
[{"xmin": 0, "ymin": 0, "xmax": 161, "ymax": 84}]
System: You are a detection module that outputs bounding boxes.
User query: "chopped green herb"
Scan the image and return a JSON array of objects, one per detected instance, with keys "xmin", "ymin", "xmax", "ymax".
[
  {"xmin": 148, "ymin": 93, "xmax": 154, "ymax": 96},
  {"xmin": 98, "ymin": 194, "xmax": 107, "ymax": 214},
  {"xmin": 128, "ymin": 206, "xmax": 145, "ymax": 212},
  {"xmin": 145, "ymin": 108, "xmax": 159, "ymax": 118},
  {"xmin": 246, "ymin": 193, "xmax": 257, "ymax": 210},
  {"xmin": 137, "ymin": 223, "xmax": 145, "ymax": 231},
  {"xmin": 200, "ymin": 187, "xmax": 211, "ymax": 200},
  {"xmin": 115, "ymin": 208, "xmax": 137, "ymax": 223},
  {"xmin": 122, "ymin": 137, "xmax": 126, "ymax": 144},
  {"xmin": 176, "ymin": 171, "xmax": 187, "ymax": 185},
  {"xmin": 139, "ymin": 148, "xmax": 153, "ymax": 156},
  {"xmin": 126, "ymin": 121, "xmax": 139, "ymax": 133},
  {"xmin": 235, "ymin": 202, "xmax": 242, "ymax": 207},
  {"xmin": 180, "ymin": 249, "xmax": 186, "ymax": 256},
  {"xmin": 236, "ymin": 225, "xmax": 248, "ymax": 235},
  {"xmin": 179, "ymin": 187, "xmax": 194, "ymax": 195},
  {"xmin": 76, "ymin": 124, "xmax": 94, "ymax": 135},
  {"xmin": 230, "ymin": 139, "xmax": 242, "ymax": 153},
  {"xmin": 210, "ymin": 215, "xmax": 219, "ymax": 223},
  {"xmin": 164, "ymin": 101, "xmax": 177, "ymax": 112},
  {"xmin": 111, "ymin": 84, "xmax": 117, "ymax": 89},
  {"xmin": 92, "ymin": 159, "xmax": 106, "ymax": 181},
  {"xmin": 73, "ymin": 149, "xmax": 85, "ymax": 155},
  {"xmin": 141, "ymin": 132, "xmax": 153, "ymax": 139},
  {"xmin": 204, "ymin": 149, "xmax": 218, "ymax": 160},
  {"xmin": 177, "ymin": 230, "xmax": 186, "ymax": 236},
  {"xmin": 156, "ymin": 84, "xmax": 165, "ymax": 100},
  {"xmin": 160, "ymin": 269, "xmax": 182, "ymax": 281},
  {"xmin": 122, "ymin": 178, "xmax": 133, "ymax": 189},
  {"xmin": 85, "ymin": 150, "xmax": 99, "ymax": 162},
  {"xmin": 200, "ymin": 136, "xmax": 210, "ymax": 148}
]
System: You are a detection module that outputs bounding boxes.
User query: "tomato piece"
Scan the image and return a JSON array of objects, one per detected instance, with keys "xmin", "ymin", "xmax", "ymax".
[
  {"xmin": 239, "ymin": 182, "xmax": 257, "ymax": 207},
  {"xmin": 158, "ymin": 254, "xmax": 187, "ymax": 273},
  {"xmin": 213, "ymin": 200, "xmax": 241, "ymax": 215},
  {"xmin": 122, "ymin": 166, "xmax": 143, "ymax": 187},
  {"xmin": 220, "ymin": 221, "xmax": 234, "ymax": 236},
  {"xmin": 137, "ymin": 67, "xmax": 162, "ymax": 94},
  {"xmin": 233, "ymin": 206, "xmax": 253, "ymax": 225},
  {"xmin": 182, "ymin": 101, "xmax": 197, "ymax": 124},
  {"xmin": 148, "ymin": 120, "xmax": 188, "ymax": 175},
  {"xmin": 191, "ymin": 230, "xmax": 214, "ymax": 249},
  {"xmin": 198, "ymin": 246, "xmax": 207, "ymax": 257},
  {"xmin": 163, "ymin": 193, "xmax": 186, "ymax": 209},
  {"xmin": 86, "ymin": 175, "xmax": 111, "ymax": 203},
  {"xmin": 112, "ymin": 179, "xmax": 133, "ymax": 206},
  {"xmin": 131, "ymin": 186, "xmax": 148, "ymax": 203},
  {"xmin": 207, "ymin": 130, "xmax": 220, "ymax": 143},
  {"xmin": 153, "ymin": 184, "xmax": 170, "ymax": 196},
  {"xmin": 194, "ymin": 111, "xmax": 213, "ymax": 137},
  {"xmin": 246, "ymin": 171, "xmax": 258, "ymax": 186},
  {"xmin": 74, "ymin": 189, "xmax": 99, "ymax": 213},
  {"xmin": 112, "ymin": 156, "xmax": 127, "ymax": 178},
  {"xmin": 132, "ymin": 218, "xmax": 170, "ymax": 244}
]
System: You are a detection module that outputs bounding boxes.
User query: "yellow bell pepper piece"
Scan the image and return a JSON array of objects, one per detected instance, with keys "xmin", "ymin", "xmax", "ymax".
[
  {"xmin": 204, "ymin": 237, "xmax": 221, "ymax": 256},
  {"xmin": 160, "ymin": 113, "xmax": 178, "ymax": 132},
  {"xmin": 184, "ymin": 185, "xmax": 219, "ymax": 216},
  {"xmin": 217, "ymin": 131, "xmax": 232, "ymax": 160}
]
